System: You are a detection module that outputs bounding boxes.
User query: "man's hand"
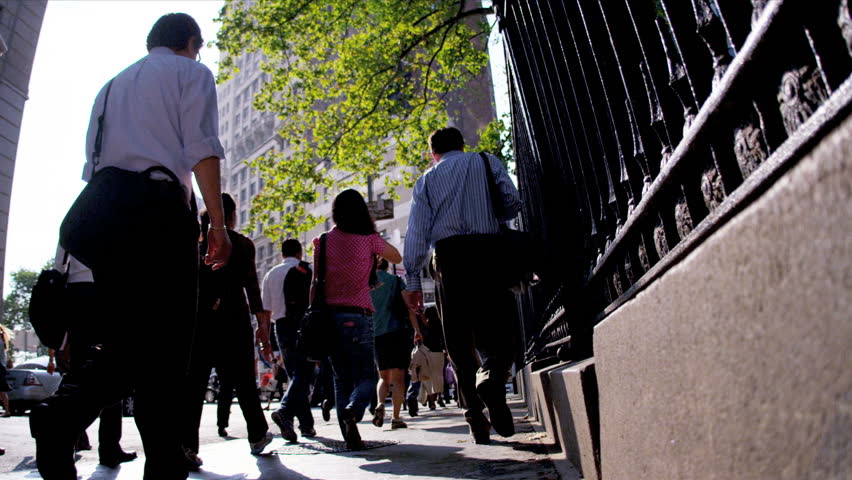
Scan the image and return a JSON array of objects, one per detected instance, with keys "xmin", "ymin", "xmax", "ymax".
[
  {"xmin": 255, "ymin": 310, "xmax": 273, "ymax": 363},
  {"xmin": 47, "ymin": 359, "xmax": 55, "ymax": 375},
  {"xmin": 205, "ymin": 228, "xmax": 232, "ymax": 270},
  {"xmin": 413, "ymin": 328, "xmax": 423, "ymax": 344},
  {"xmin": 402, "ymin": 289, "xmax": 424, "ymax": 314}
]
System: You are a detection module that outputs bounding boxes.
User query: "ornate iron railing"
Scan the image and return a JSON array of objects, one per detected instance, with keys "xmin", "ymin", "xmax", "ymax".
[{"xmin": 497, "ymin": 0, "xmax": 852, "ymax": 363}]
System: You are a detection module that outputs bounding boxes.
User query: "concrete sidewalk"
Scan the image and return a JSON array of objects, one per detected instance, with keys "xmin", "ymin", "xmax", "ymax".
[{"xmin": 3, "ymin": 395, "xmax": 575, "ymax": 479}]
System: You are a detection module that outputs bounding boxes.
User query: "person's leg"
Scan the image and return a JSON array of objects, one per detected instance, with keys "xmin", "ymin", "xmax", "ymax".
[
  {"xmin": 273, "ymin": 345, "xmax": 315, "ymax": 440},
  {"xmin": 342, "ymin": 314, "xmax": 377, "ymax": 421},
  {"xmin": 373, "ymin": 369, "xmax": 391, "ymax": 427},
  {"xmin": 0, "ymin": 391, "xmax": 9, "ymax": 414},
  {"xmin": 226, "ymin": 324, "xmax": 269, "ymax": 445},
  {"xmin": 389, "ymin": 368, "xmax": 405, "ymax": 420},
  {"xmin": 216, "ymin": 375, "xmax": 234, "ymax": 429}
]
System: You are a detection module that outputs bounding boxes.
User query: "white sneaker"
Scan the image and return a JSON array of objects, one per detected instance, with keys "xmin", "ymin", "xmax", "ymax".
[{"xmin": 249, "ymin": 431, "xmax": 273, "ymax": 455}]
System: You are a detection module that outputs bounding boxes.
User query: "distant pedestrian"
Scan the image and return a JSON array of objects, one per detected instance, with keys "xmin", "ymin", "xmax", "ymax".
[
  {"xmin": 403, "ymin": 127, "xmax": 521, "ymax": 444},
  {"xmin": 262, "ymin": 238, "xmax": 318, "ymax": 443},
  {"xmin": 0, "ymin": 325, "xmax": 13, "ymax": 417},
  {"xmin": 418, "ymin": 305, "xmax": 447, "ymax": 410},
  {"xmin": 320, "ymin": 189, "xmax": 402, "ymax": 450},
  {"xmin": 31, "ymin": 13, "xmax": 231, "ymax": 480},
  {"xmin": 182, "ymin": 194, "xmax": 274, "ymax": 469},
  {"xmin": 370, "ymin": 259, "xmax": 422, "ymax": 430}
]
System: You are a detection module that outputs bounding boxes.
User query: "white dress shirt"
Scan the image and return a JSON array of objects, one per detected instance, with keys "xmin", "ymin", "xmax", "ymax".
[
  {"xmin": 261, "ymin": 257, "xmax": 303, "ymax": 322},
  {"xmin": 55, "ymin": 245, "xmax": 93, "ymax": 284},
  {"xmin": 83, "ymin": 47, "xmax": 225, "ymax": 195}
]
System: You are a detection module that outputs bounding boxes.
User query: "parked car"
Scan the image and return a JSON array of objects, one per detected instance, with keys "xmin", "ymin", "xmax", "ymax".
[{"xmin": 5, "ymin": 356, "xmax": 62, "ymax": 415}]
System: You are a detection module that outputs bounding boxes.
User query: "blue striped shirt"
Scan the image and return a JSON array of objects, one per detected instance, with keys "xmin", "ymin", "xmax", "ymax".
[{"xmin": 404, "ymin": 150, "xmax": 521, "ymax": 291}]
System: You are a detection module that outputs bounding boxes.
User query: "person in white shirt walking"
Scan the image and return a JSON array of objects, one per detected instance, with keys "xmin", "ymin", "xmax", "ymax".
[
  {"xmin": 30, "ymin": 13, "xmax": 231, "ymax": 480},
  {"xmin": 262, "ymin": 239, "xmax": 317, "ymax": 442}
]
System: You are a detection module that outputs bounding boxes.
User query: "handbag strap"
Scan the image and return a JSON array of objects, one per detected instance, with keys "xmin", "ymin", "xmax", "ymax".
[
  {"xmin": 91, "ymin": 78, "xmax": 116, "ymax": 172},
  {"xmin": 480, "ymin": 152, "xmax": 506, "ymax": 224},
  {"xmin": 312, "ymin": 233, "xmax": 328, "ymax": 306}
]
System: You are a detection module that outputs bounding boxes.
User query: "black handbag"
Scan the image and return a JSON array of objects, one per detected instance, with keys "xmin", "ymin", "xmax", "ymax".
[
  {"xmin": 28, "ymin": 252, "xmax": 70, "ymax": 350},
  {"xmin": 480, "ymin": 152, "xmax": 536, "ymax": 289},
  {"xmin": 296, "ymin": 233, "xmax": 333, "ymax": 360},
  {"xmin": 59, "ymin": 79, "xmax": 182, "ymax": 268}
]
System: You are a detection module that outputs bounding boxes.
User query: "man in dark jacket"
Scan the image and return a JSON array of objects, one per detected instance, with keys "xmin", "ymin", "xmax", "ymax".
[
  {"xmin": 182, "ymin": 193, "xmax": 273, "ymax": 467},
  {"xmin": 261, "ymin": 239, "xmax": 316, "ymax": 442}
]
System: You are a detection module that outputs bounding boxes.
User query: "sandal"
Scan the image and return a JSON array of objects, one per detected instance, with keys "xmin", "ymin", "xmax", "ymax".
[{"xmin": 371, "ymin": 404, "xmax": 385, "ymax": 428}]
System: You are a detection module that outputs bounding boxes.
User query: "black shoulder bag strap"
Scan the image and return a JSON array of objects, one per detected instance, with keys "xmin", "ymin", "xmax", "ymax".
[
  {"xmin": 91, "ymin": 79, "xmax": 115, "ymax": 174},
  {"xmin": 480, "ymin": 152, "xmax": 507, "ymax": 230},
  {"xmin": 312, "ymin": 233, "xmax": 328, "ymax": 308}
]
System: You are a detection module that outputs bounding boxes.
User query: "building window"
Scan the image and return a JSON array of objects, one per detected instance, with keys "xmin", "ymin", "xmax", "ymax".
[
  {"xmin": 250, "ymin": 182, "xmax": 256, "ymax": 196},
  {"xmin": 240, "ymin": 210, "xmax": 247, "ymax": 225},
  {"xmin": 241, "ymin": 169, "xmax": 247, "ymax": 183},
  {"xmin": 240, "ymin": 188, "xmax": 247, "ymax": 204},
  {"xmin": 231, "ymin": 176, "xmax": 238, "ymax": 190}
]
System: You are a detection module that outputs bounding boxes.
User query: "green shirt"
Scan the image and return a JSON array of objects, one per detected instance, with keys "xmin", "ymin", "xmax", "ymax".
[{"xmin": 371, "ymin": 270, "xmax": 408, "ymax": 336}]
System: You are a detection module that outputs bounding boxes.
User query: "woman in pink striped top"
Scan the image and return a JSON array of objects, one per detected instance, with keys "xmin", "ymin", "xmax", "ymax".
[{"xmin": 317, "ymin": 189, "xmax": 401, "ymax": 450}]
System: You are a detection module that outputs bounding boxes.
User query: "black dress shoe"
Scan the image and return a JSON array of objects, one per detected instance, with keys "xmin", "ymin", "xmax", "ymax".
[
  {"xmin": 218, "ymin": 427, "xmax": 228, "ymax": 438},
  {"xmin": 340, "ymin": 408, "xmax": 365, "ymax": 451},
  {"xmin": 478, "ymin": 383, "xmax": 514, "ymax": 438},
  {"xmin": 100, "ymin": 450, "xmax": 137, "ymax": 468},
  {"xmin": 465, "ymin": 413, "xmax": 491, "ymax": 445}
]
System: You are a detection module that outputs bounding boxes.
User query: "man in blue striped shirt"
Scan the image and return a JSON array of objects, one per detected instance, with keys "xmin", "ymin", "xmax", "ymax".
[{"xmin": 403, "ymin": 127, "xmax": 521, "ymax": 444}]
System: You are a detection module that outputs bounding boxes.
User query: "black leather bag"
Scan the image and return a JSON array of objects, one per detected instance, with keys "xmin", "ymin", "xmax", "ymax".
[
  {"xmin": 58, "ymin": 79, "xmax": 183, "ymax": 268},
  {"xmin": 296, "ymin": 233, "xmax": 333, "ymax": 360},
  {"xmin": 28, "ymin": 252, "xmax": 70, "ymax": 350},
  {"xmin": 480, "ymin": 152, "xmax": 536, "ymax": 289}
]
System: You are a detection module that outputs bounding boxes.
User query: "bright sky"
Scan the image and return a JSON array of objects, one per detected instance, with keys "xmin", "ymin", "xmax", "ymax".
[{"xmin": 4, "ymin": 1, "xmax": 224, "ymax": 294}]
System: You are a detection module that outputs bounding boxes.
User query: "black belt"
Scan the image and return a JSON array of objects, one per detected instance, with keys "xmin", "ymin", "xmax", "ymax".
[{"xmin": 328, "ymin": 305, "xmax": 372, "ymax": 316}]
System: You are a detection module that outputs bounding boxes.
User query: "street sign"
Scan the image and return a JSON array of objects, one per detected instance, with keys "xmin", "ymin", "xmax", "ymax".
[{"xmin": 368, "ymin": 198, "xmax": 394, "ymax": 220}]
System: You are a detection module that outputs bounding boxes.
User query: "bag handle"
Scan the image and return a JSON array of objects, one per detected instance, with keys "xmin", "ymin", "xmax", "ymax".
[
  {"xmin": 480, "ymin": 152, "xmax": 507, "ymax": 226},
  {"xmin": 311, "ymin": 233, "xmax": 328, "ymax": 307},
  {"xmin": 91, "ymin": 78, "xmax": 115, "ymax": 173}
]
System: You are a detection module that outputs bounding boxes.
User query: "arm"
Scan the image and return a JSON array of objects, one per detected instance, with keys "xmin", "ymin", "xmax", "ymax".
[
  {"xmin": 242, "ymin": 237, "xmax": 264, "ymax": 314},
  {"xmin": 193, "ymin": 157, "xmax": 231, "ymax": 270},
  {"xmin": 47, "ymin": 349, "xmax": 55, "ymax": 375},
  {"xmin": 489, "ymin": 154, "xmax": 521, "ymax": 220},
  {"xmin": 381, "ymin": 240, "xmax": 402, "ymax": 264},
  {"xmin": 402, "ymin": 176, "xmax": 434, "ymax": 292}
]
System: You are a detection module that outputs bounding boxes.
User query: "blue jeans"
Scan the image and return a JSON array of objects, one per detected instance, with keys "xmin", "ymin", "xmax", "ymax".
[
  {"xmin": 275, "ymin": 337, "xmax": 316, "ymax": 431},
  {"xmin": 328, "ymin": 312, "xmax": 377, "ymax": 433}
]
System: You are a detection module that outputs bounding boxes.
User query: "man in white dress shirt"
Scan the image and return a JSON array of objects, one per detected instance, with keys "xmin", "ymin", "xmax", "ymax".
[{"xmin": 30, "ymin": 13, "xmax": 231, "ymax": 480}]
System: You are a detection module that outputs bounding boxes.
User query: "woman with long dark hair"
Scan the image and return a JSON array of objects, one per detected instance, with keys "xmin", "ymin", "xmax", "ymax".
[{"xmin": 319, "ymin": 189, "xmax": 401, "ymax": 450}]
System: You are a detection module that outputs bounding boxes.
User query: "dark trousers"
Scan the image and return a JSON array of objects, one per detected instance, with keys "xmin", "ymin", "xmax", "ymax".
[
  {"xmin": 184, "ymin": 316, "xmax": 268, "ymax": 453},
  {"xmin": 216, "ymin": 378, "xmax": 234, "ymax": 428},
  {"xmin": 31, "ymin": 180, "xmax": 199, "ymax": 480},
  {"xmin": 55, "ymin": 283, "xmax": 125, "ymax": 459},
  {"xmin": 328, "ymin": 312, "xmax": 377, "ymax": 434},
  {"xmin": 274, "ymin": 320, "xmax": 316, "ymax": 430},
  {"xmin": 433, "ymin": 234, "xmax": 516, "ymax": 420}
]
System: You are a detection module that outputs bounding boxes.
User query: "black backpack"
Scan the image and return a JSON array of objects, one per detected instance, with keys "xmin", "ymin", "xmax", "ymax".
[
  {"xmin": 29, "ymin": 253, "xmax": 71, "ymax": 350},
  {"xmin": 283, "ymin": 260, "xmax": 312, "ymax": 326}
]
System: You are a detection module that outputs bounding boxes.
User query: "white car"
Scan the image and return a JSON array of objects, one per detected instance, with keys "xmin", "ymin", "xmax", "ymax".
[{"xmin": 5, "ymin": 356, "xmax": 62, "ymax": 415}]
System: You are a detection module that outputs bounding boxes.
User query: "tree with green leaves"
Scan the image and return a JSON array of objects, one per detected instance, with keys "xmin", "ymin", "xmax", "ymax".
[
  {"xmin": 3, "ymin": 268, "xmax": 39, "ymax": 330},
  {"xmin": 216, "ymin": 0, "xmax": 507, "ymax": 238}
]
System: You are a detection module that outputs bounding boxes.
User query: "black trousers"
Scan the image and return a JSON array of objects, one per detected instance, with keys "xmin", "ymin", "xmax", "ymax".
[
  {"xmin": 184, "ymin": 314, "xmax": 268, "ymax": 453},
  {"xmin": 433, "ymin": 234, "xmax": 516, "ymax": 420},
  {"xmin": 31, "ymin": 178, "xmax": 199, "ymax": 480},
  {"xmin": 57, "ymin": 282, "xmax": 124, "ymax": 458}
]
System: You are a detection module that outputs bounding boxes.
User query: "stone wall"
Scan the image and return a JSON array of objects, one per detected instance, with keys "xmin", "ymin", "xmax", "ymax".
[
  {"xmin": 592, "ymin": 111, "xmax": 852, "ymax": 479},
  {"xmin": 0, "ymin": 0, "xmax": 47, "ymax": 311}
]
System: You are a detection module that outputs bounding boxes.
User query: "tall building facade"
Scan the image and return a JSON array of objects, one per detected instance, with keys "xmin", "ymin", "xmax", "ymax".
[
  {"xmin": 0, "ymin": 0, "xmax": 47, "ymax": 315},
  {"xmin": 218, "ymin": 50, "xmax": 497, "ymax": 301}
]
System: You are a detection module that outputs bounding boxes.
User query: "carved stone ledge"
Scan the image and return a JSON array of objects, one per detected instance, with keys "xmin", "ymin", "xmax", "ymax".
[
  {"xmin": 675, "ymin": 199, "xmax": 694, "ymax": 241},
  {"xmin": 778, "ymin": 65, "xmax": 829, "ymax": 135},
  {"xmin": 701, "ymin": 166, "xmax": 726, "ymax": 211},
  {"xmin": 734, "ymin": 122, "xmax": 768, "ymax": 178}
]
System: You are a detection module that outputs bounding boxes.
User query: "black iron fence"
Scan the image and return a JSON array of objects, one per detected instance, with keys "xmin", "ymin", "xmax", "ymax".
[{"xmin": 498, "ymin": 0, "xmax": 852, "ymax": 363}]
